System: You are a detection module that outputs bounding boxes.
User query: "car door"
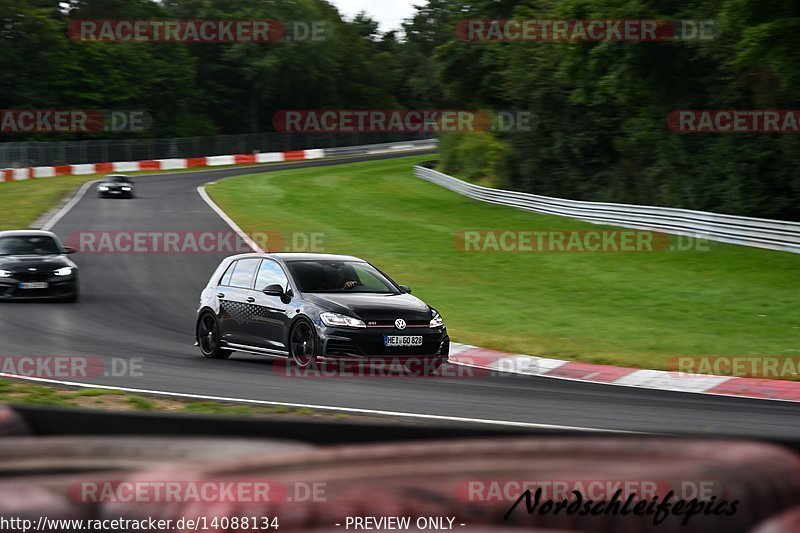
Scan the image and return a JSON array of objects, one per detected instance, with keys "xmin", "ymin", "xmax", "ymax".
[
  {"xmin": 217, "ymin": 258, "xmax": 260, "ymax": 345},
  {"xmin": 244, "ymin": 258, "xmax": 292, "ymax": 352}
]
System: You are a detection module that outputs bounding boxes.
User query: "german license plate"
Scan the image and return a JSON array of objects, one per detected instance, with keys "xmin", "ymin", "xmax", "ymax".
[
  {"xmin": 19, "ymin": 282, "xmax": 48, "ymax": 289},
  {"xmin": 384, "ymin": 335, "xmax": 423, "ymax": 347}
]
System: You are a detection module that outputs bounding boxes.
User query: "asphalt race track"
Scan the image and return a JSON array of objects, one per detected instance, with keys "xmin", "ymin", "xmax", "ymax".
[{"xmin": 0, "ymin": 153, "xmax": 797, "ymax": 438}]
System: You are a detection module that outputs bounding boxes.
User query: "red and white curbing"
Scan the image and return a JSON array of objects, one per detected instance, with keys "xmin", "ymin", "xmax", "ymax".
[
  {"xmin": 1, "ymin": 149, "xmax": 326, "ymax": 182},
  {"xmin": 449, "ymin": 343, "xmax": 800, "ymax": 402}
]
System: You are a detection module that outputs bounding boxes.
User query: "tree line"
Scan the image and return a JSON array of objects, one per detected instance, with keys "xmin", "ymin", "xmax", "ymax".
[{"xmin": 2, "ymin": 0, "xmax": 799, "ymax": 219}]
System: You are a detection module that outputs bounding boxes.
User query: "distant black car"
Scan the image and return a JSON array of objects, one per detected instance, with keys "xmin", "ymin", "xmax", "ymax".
[
  {"xmin": 97, "ymin": 175, "xmax": 135, "ymax": 198},
  {"xmin": 0, "ymin": 231, "xmax": 79, "ymax": 302},
  {"xmin": 196, "ymin": 253, "xmax": 449, "ymax": 372}
]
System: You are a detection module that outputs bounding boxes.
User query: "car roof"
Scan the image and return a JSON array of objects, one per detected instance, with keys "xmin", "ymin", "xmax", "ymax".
[
  {"xmin": 0, "ymin": 230, "xmax": 58, "ymax": 238},
  {"xmin": 271, "ymin": 253, "xmax": 364, "ymax": 262},
  {"xmin": 224, "ymin": 252, "xmax": 365, "ymax": 263}
]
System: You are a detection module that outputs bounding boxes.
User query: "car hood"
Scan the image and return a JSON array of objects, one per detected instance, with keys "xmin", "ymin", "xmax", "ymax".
[
  {"xmin": 0, "ymin": 255, "xmax": 74, "ymax": 272},
  {"xmin": 303, "ymin": 293, "xmax": 432, "ymax": 322}
]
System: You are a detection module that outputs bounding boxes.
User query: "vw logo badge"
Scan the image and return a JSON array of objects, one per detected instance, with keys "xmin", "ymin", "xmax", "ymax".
[{"xmin": 395, "ymin": 318, "xmax": 407, "ymax": 330}]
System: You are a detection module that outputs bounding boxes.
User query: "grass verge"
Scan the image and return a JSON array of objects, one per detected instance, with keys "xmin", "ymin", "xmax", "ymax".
[
  {"xmin": 0, "ymin": 378, "xmax": 347, "ymax": 418},
  {"xmin": 207, "ymin": 155, "xmax": 800, "ymax": 375}
]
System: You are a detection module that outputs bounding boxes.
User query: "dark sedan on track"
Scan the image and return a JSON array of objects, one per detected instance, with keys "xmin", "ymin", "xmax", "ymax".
[
  {"xmin": 0, "ymin": 231, "xmax": 79, "ymax": 302},
  {"xmin": 196, "ymin": 253, "xmax": 449, "ymax": 372},
  {"xmin": 97, "ymin": 175, "xmax": 135, "ymax": 198}
]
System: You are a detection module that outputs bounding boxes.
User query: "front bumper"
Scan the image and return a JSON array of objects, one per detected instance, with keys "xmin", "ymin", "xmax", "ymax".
[
  {"xmin": 318, "ymin": 324, "xmax": 450, "ymax": 362},
  {"xmin": 0, "ymin": 276, "xmax": 77, "ymax": 300},
  {"xmin": 99, "ymin": 189, "xmax": 133, "ymax": 198}
]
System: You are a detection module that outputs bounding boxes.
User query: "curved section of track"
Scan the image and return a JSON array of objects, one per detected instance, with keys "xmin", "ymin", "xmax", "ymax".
[{"xmin": 0, "ymin": 153, "xmax": 797, "ymax": 438}]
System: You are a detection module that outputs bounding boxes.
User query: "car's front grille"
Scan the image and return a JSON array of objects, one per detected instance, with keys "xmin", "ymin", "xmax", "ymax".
[
  {"xmin": 365, "ymin": 321, "xmax": 429, "ymax": 328},
  {"xmin": 14, "ymin": 271, "xmax": 54, "ymax": 282},
  {"xmin": 9, "ymin": 286, "xmax": 70, "ymax": 298}
]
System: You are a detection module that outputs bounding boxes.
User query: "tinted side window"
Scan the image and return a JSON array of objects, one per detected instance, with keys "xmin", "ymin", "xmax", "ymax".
[
  {"xmin": 255, "ymin": 259, "xmax": 289, "ymax": 291},
  {"xmin": 219, "ymin": 261, "xmax": 237, "ymax": 286},
  {"xmin": 229, "ymin": 259, "xmax": 260, "ymax": 289}
]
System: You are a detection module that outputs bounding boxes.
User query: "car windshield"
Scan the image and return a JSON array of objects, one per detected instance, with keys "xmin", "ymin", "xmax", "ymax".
[
  {"xmin": 286, "ymin": 260, "xmax": 400, "ymax": 294},
  {"xmin": 0, "ymin": 236, "xmax": 61, "ymax": 256},
  {"xmin": 107, "ymin": 176, "xmax": 130, "ymax": 183}
]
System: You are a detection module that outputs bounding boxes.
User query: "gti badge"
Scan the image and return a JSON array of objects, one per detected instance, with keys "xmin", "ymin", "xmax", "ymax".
[{"xmin": 395, "ymin": 318, "xmax": 407, "ymax": 330}]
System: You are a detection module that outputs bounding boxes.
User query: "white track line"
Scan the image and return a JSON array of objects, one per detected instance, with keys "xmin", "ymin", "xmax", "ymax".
[
  {"xmin": 40, "ymin": 179, "xmax": 99, "ymax": 231},
  {"xmin": 0, "ymin": 373, "xmax": 638, "ymax": 433},
  {"xmin": 197, "ymin": 185, "xmax": 265, "ymax": 253}
]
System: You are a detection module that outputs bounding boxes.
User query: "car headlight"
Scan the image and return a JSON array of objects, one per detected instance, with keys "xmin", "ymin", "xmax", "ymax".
[
  {"xmin": 320, "ymin": 312, "xmax": 366, "ymax": 328},
  {"xmin": 122, "ymin": 186, "xmax": 131, "ymax": 191},
  {"xmin": 430, "ymin": 310, "xmax": 444, "ymax": 328},
  {"xmin": 98, "ymin": 186, "xmax": 108, "ymax": 191},
  {"xmin": 0, "ymin": 270, "xmax": 12, "ymax": 278},
  {"xmin": 54, "ymin": 267, "xmax": 74, "ymax": 277}
]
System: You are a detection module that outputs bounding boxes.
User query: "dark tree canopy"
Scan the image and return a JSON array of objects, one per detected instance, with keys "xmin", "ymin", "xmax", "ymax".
[{"xmin": 1, "ymin": 0, "xmax": 799, "ymax": 219}]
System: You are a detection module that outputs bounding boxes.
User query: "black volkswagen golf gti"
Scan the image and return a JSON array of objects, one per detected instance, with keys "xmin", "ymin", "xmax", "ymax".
[{"xmin": 196, "ymin": 253, "xmax": 449, "ymax": 372}]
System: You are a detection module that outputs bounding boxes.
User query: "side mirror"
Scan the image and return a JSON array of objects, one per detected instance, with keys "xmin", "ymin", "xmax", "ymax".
[
  {"xmin": 398, "ymin": 285, "xmax": 412, "ymax": 294},
  {"xmin": 263, "ymin": 284, "xmax": 285, "ymax": 296},
  {"xmin": 63, "ymin": 246, "xmax": 77, "ymax": 255}
]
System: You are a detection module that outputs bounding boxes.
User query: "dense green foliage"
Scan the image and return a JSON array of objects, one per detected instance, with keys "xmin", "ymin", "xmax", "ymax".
[
  {"xmin": 426, "ymin": 0, "xmax": 800, "ymax": 220},
  {"xmin": 0, "ymin": 0, "xmax": 407, "ymax": 138},
  {"xmin": 2, "ymin": 0, "xmax": 799, "ymax": 218}
]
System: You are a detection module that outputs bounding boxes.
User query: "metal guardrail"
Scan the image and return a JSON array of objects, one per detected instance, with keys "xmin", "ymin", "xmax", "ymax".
[
  {"xmin": 414, "ymin": 164, "xmax": 800, "ymax": 254},
  {"xmin": 325, "ymin": 139, "xmax": 437, "ymax": 157}
]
